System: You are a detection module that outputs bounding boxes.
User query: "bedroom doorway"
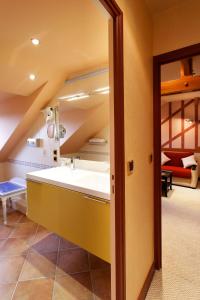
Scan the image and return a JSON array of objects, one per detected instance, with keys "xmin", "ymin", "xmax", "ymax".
[
  {"xmin": 151, "ymin": 43, "xmax": 200, "ymax": 298},
  {"xmin": 154, "ymin": 42, "xmax": 200, "ymax": 269}
]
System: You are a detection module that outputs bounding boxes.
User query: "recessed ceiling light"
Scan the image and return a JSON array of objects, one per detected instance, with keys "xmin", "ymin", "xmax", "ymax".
[
  {"xmin": 31, "ymin": 38, "xmax": 40, "ymax": 46},
  {"xmin": 29, "ymin": 74, "xmax": 36, "ymax": 81}
]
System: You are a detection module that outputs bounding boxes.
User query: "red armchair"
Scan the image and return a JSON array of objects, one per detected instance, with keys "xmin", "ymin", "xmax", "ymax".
[{"xmin": 161, "ymin": 151, "xmax": 199, "ymax": 188}]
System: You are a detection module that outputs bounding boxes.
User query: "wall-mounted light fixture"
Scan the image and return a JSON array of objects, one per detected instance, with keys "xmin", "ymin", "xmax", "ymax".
[
  {"xmin": 57, "ymin": 86, "xmax": 110, "ymax": 102},
  {"xmin": 57, "ymin": 93, "xmax": 89, "ymax": 102},
  {"xmin": 94, "ymin": 86, "xmax": 110, "ymax": 94},
  {"xmin": 66, "ymin": 94, "xmax": 90, "ymax": 102},
  {"xmin": 185, "ymin": 118, "xmax": 193, "ymax": 124}
]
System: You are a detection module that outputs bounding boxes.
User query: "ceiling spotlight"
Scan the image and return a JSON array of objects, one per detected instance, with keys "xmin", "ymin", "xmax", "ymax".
[
  {"xmin": 31, "ymin": 38, "xmax": 40, "ymax": 46},
  {"xmin": 29, "ymin": 74, "xmax": 36, "ymax": 81},
  {"xmin": 185, "ymin": 118, "xmax": 193, "ymax": 124}
]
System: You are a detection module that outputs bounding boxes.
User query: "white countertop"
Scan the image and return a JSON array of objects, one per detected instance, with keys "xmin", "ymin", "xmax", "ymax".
[{"xmin": 26, "ymin": 166, "xmax": 110, "ymax": 200}]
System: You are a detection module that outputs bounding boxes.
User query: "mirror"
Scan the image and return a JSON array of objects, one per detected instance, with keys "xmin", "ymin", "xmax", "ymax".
[{"xmin": 56, "ymin": 68, "xmax": 110, "ymax": 162}]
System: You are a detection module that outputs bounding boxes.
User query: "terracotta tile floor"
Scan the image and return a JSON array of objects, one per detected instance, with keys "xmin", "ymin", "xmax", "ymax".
[{"xmin": 0, "ymin": 208, "xmax": 111, "ymax": 300}]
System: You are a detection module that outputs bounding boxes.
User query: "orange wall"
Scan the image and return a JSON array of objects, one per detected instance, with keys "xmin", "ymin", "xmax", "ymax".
[
  {"xmin": 0, "ymin": 163, "xmax": 5, "ymax": 180},
  {"xmin": 153, "ymin": 0, "xmax": 200, "ymax": 55},
  {"xmin": 0, "ymin": 94, "xmax": 34, "ymax": 151},
  {"xmin": 116, "ymin": 0, "xmax": 154, "ymax": 299}
]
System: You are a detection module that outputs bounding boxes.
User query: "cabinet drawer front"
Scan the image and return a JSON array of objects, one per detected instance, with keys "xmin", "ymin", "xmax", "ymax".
[{"xmin": 27, "ymin": 180, "xmax": 110, "ymax": 262}]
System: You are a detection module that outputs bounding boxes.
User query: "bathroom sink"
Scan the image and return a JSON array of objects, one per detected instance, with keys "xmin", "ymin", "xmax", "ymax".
[{"xmin": 27, "ymin": 166, "xmax": 110, "ymax": 200}]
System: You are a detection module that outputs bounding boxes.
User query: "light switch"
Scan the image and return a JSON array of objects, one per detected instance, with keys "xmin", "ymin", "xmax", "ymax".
[
  {"xmin": 149, "ymin": 154, "xmax": 153, "ymax": 163},
  {"xmin": 127, "ymin": 160, "xmax": 134, "ymax": 175}
]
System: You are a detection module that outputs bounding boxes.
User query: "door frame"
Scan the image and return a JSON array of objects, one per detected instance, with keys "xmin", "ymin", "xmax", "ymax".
[
  {"xmin": 154, "ymin": 42, "xmax": 200, "ymax": 269},
  {"xmin": 98, "ymin": 1, "xmax": 125, "ymax": 299}
]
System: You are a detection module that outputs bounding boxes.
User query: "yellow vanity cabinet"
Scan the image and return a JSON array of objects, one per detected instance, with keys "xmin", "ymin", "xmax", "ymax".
[{"xmin": 27, "ymin": 180, "xmax": 110, "ymax": 262}]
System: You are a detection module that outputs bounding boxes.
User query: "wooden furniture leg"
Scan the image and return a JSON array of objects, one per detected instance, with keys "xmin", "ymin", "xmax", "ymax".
[
  {"xmin": 1, "ymin": 198, "xmax": 7, "ymax": 225},
  {"xmin": 170, "ymin": 173, "xmax": 172, "ymax": 190},
  {"xmin": 164, "ymin": 178, "xmax": 168, "ymax": 197},
  {"xmin": 8, "ymin": 197, "xmax": 12, "ymax": 208}
]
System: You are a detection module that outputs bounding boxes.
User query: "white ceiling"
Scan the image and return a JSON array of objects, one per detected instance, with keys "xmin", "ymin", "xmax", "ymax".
[
  {"xmin": 146, "ymin": 0, "xmax": 183, "ymax": 14},
  {"xmin": 0, "ymin": 0, "xmax": 109, "ymax": 96}
]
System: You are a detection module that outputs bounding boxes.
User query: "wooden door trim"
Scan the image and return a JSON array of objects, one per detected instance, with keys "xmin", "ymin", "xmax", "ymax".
[
  {"xmin": 98, "ymin": 1, "xmax": 125, "ymax": 299},
  {"xmin": 154, "ymin": 43, "xmax": 200, "ymax": 269}
]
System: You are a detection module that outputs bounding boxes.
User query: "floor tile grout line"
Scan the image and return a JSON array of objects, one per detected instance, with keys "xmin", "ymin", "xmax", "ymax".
[
  {"xmin": 16, "ymin": 214, "xmax": 24, "ymax": 223},
  {"xmin": 17, "ymin": 221, "xmax": 35, "ymax": 224},
  {"xmin": 51, "ymin": 236, "xmax": 61, "ymax": 299},
  {"xmin": 25, "ymin": 223, "xmax": 39, "ymax": 256},
  {"xmin": 28, "ymin": 249, "xmax": 60, "ymax": 255},
  {"xmin": 9, "ymin": 283, "xmax": 18, "ymax": 300},
  {"xmin": 10, "ymin": 223, "xmax": 39, "ymax": 299},
  {"xmin": 0, "ymin": 212, "xmax": 23, "ymax": 231},
  {"xmin": 9, "ymin": 229, "xmax": 39, "ymax": 240},
  {"xmin": 6, "ymin": 215, "xmax": 23, "ymax": 238},
  {"xmin": 56, "ymin": 269, "xmax": 94, "ymax": 277},
  {"xmin": 0, "ymin": 218, "xmax": 39, "ymax": 258},
  {"xmin": 59, "ymin": 246, "xmax": 79, "ymax": 252},
  {"xmin": 13, "ymin": 276, "xmax": 55, "ymax": 283},
  {"xmin": 87, "ymin": 252, "xmax": 95, "ymax": 300},
  {"xmin": 9, "ymin": 250, "xmax": 29, "ymax": 298}
]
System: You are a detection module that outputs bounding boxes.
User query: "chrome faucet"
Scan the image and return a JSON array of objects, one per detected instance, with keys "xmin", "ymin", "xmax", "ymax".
[
  {"xmin": 71, "ymin": 156, "xmax": 80, "ymax": 170},
  {"xmin": 71, "ymin": 157, "xmax": 75, "ymax": 170}
]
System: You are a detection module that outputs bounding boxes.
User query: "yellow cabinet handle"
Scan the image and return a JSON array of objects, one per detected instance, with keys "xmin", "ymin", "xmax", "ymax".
[
  {"xmin": 83, "ymin": 195, "xmax": 109, "ymax": 204},
  {"xmin": 27, "ymin": 179, "xmax": 42, "ymax": 184}
]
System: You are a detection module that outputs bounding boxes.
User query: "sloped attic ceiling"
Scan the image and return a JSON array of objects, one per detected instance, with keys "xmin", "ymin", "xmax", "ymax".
[
  {"xmin": 0, "ymin": 0, "xmax": 109, "ymax": 161},
  {"xmin": 0, "ymin": 0, "xmax": 109, "ymax": 96}
]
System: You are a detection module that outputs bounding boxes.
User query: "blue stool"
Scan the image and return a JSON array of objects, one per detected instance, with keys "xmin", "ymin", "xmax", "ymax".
[{"xmin": 0, "ymin": 178, "xmax": 26, "ymax": 224}]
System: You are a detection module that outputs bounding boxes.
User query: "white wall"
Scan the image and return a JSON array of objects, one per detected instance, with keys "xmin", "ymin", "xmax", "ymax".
[
  {"xmin": 3, "ymin": 114, "xmax": 58, "ymax": 179},
  {"xmin": 77, "ymin": 125, "xmax": 109, "ymax": 161}
]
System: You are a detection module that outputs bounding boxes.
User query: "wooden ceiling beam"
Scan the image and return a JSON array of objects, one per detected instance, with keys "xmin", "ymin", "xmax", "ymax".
[
  {"xmin": 180, "ymin": 58, "xmax": 193, "ymax": 78},
  {"xmin": 161, "ymin": 75, "xmax": 200, "ymax": 95}
]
